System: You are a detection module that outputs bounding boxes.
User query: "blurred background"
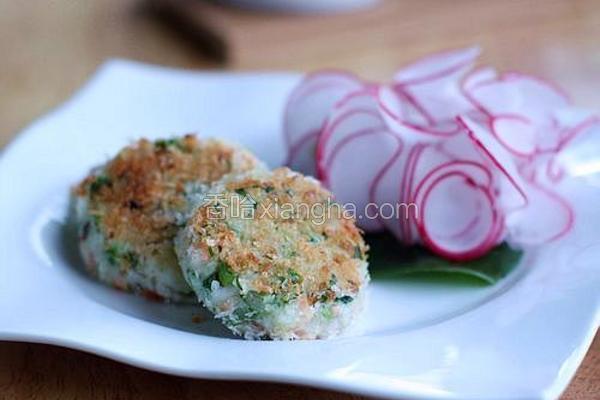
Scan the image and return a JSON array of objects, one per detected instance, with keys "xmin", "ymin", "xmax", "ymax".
[
  {"xmin": 1, "ymin": 0, "xmax": 599, "ymax": 148},
  {"xmin": 0, "ymin": 1, "xmax": 598, "ymax": 399}
]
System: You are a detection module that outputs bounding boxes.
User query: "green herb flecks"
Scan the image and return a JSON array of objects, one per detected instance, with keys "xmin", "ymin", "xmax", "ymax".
[
  {"xmin": 335, "ymin": 295, "xmax": 354, "ymax": 304},
  {"xmin": 185, "ymin": 267, "xmax": 203, "ymax": 288},
  {"xmin": 90, "ymin": 176, "xmax": 111, "ymax": 194},
  {"xmin": 321, "ymin": 305, "xmax": 335, "ymax": 321},
  {"xmin": 123, "ymin": 250, "xmax": 140, "ymax": 270},
  {"xmin": 235, "ymin": 189, "xmax": 258, "ymax": 212},
  {"xmin": 329, "ymin": 274, "xmax": 338, "ymax": 287},
  {"xmin": 353, "ymin": 245, "xmax": 364, "ymax": 260},
  {"xmin": 91, "ymin": 214, "xmax": 103, "ymax": 230},
  {"xmin": 105, "ymin": 243, "xmax": 138, "ymax": 270},
  {"xmin": 307, "ymin": 232, "xmax": 323, "ymax": 244},
  {"xmin": 217, "ymin": 261, "xmax": 237, "ymax": 287},
  {"xmin": 105, "ymin": 244, "xmax": 120, "ymax": 266},
  {"xmin": 287, "ymin": 269, "xmax": 302, "ymax": 284},
  {"xmin": 202, "ymin": 272, "xmax": 216, "ymax": 289},
  {"xmin": 281, "ymin": 240, "xmax": 298, "ymax": 258},
  {"xmin": 154, "ymin": 138, "xmax": 182, "ymax": 150}
]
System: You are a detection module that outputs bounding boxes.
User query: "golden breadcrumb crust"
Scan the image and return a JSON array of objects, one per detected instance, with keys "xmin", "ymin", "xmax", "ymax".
[
  {"xmin": 76, "ymin": 135, "xmax": 260, "ymax": 254},
  {"xmin": 188, "ymin": 168, "xmax": 368, "ymax": 303}
]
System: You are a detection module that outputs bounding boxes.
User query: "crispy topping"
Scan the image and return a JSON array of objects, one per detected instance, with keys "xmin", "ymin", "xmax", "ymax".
[
  {"xmin": 191, "ymin": 168, "xmax": 368, "ymax": 297},
  {"xmin": 76, "ymin": 135, "xmax": 260, "ymax": 253}
]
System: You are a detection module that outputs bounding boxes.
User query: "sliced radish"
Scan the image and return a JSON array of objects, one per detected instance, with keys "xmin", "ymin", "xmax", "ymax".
[
  {"xmin": 466, "ymin": 73, "xmax": 570, "ymax": 123},
  {"xmin": 371, "ymin": 141, "xmax": 414, "ymax": 242},
  {"xmin": 317, "ymin": 90, "xmax": 400, "ymax": 231},
  {"xmin": 284, "ymin": 71, "xmax": 364, "ymax": 175},
  {"xmin": 458, "ymin": 116, "xmax": 528, "ymax": 210},
  {"xmin": 491, "ymin": 115, "xmax": 537, "ymax": 157},
  {"xmin": 377, "ymin": 86, "xmax": 461, "ymax": 138},
  {"xmin": 402, "ymin": 144, "xmax": 427, "ymax": 244},
  {"xmin": 393, "ymin": 47, "xmax": 480, "ymax": 124},
  {"xmin": 554, "ymin": 117, "xmax": 600, "ymax": 178},
  {"xmin": 317, "ymin": 89, "xmax": 384, "ymax": 177},
  {"xmin": 412, "ymin": 159, "xmax": 501, "ymax": 260},
  {"xmin": 462, "ymin": 66, "xmax": 497, "ymax": 92},
  {"xmin": 505, "ymin": 182, "xmax": 573, "ymax": 245},
  {"xmin": 552, "ymin": 111, "xmax": 600, "ymax": 152},
  {"xmin": 282, "ymin": 53, "xmax": 590, "ymax": 260},
  {"xmin": 503, "ymin": 71, "xmax": 571, "ymax": 104},
  {"xmin": 461, "ymin": 116, "xmax": 575, "ymax": 245},
  {"xmin": 394, "ymin": 46, "xmax": 480, "ymax": 85}
]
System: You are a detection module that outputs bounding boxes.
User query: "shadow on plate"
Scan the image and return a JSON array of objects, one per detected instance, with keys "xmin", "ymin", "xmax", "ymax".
[{"xmin": 42, "ymin": 215, "xmax": 236, "ymax": 339}]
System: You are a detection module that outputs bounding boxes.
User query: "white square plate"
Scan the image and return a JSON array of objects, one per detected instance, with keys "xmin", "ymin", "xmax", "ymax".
[{"xmin": 0, "ymin": 60, "xmax": 598, "ymax": 400}]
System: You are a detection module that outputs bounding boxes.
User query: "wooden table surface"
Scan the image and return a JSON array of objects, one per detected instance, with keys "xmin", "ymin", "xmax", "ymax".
[{"xmin": 0, "ymin": 0, "xmax": 598, "ymax": 398}]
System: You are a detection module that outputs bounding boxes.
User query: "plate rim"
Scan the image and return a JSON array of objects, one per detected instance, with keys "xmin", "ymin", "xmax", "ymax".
[{"xmin": 1, "ymin": 59, "xmax": 598, "ymax": 400}]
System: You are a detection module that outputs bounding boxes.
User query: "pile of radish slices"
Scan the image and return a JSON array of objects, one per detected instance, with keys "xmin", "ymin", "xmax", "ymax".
[{"xmin": 284, "ymin": 47, "xmax": 600, "ymax": 261}]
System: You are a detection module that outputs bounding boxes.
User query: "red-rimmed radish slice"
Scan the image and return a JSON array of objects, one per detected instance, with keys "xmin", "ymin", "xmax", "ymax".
[
  {"xmin": 545, "ymin": 157, "xmax": 565, "ymax": 183},
  {"xmin": 462, "ymin": 66, "xmax": 497, "ymax": 92},
  {"xmin": 402, "ymin": 144, "xmax": 427, "ymax": 244},
  {"xmin": 491, "ymin": 115, "xmax": 537, "ymax": 157},
  {"xmin": 505, "ymin": 182, "xmax": 573, "ymax": 245},
  {"xmin": 371, "ymin": 141, "xmax": 413, "ymax": 242},
  {"xmin": 286, "ymin": 131, "xmax": 321, "ymax": 177},
  {"xmin": 503, "ymin": 71, "xmax": 571, "ymax": 104},
  {"xmin": 554, "ymin": 117, "xmax": 600, "ymax": 178},
  {"xmin": 317, "ymin": 90, "xmax": 384, "ymax": 175},
  {"xmin": 393, "ymin": 47, "xmax": 480, "ymax": 124},
  {"xmin": 458, "ymin": 116, "xmax": 528, "ymax": 210},
  {"xmin": 378, "ymin": 85, "xmax": 429, "ymax": 127},
  {"xmin": 466, "ymin": 73, "xmax": 569, "ymax": 122},
  {"xmin": 322, "ymin": 128, "xmax": 401, "ymax": 232},
  {"xmin": 284, "ymin": 71, "xmax": 364, "ymax": 175},
  {"xmin": 551, "ymin": 110, "xmax": 600, "ymax": 152},
  {"xmin": 377, "ymin": 86, "xmax": 462, "ymax": 138},
  {"xmin": 460, "ymin": 115, "xmax": 576, "ymax": 246},
  {"xmin": 408, "ymin": 144, "xmax": 496, "ymax": 252},
  {"xmin": 317, "ymin": 91, "xmax": 400, "ymax": 231},
  {"xmin": 412, "ymin": 160, "xmax": 502, "ymax": 260},
  {"xmin": 394, "ymin": 46, "xmax": 480, "ymax": 85},
  {"xmin": 434, "ymin": 128, "xmax": 486, "ymax": 165}
]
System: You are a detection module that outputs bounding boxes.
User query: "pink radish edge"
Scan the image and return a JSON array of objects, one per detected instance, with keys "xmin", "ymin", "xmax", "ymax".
[
  {"xmin": 283, "ymin": 69, "xmax": 365, "ymax": 147},
  {"xmin": 394, "ymin": 86, "xmax": 437, "ymax": 126},
  {"xmin": 415, "ymin": 169, "xmax": 502, "ymax": 261},
  {"xmin": 315, "ymin": 87, "xmax": 383, "ymax": 181},
  {"xmin": 555, "ymin": 116, "xmax": 600, "ymax": 152},
  {"xmin": 284, "ymin": 81, "xmax": 347, "ymax": 148},
  {"xmin": 410, "ymin": 159, "xmax": 497, "ymax": 260},
  {"xmin": 490, "ymin": 114, "xmax": 599, "ymax": 162},
  {"xmin": 502, "ymin": 70, "xmax": 572, "ymax": 104},
  {"xmin": 519, "ymin": 180, "xmax": 575, "ymax": 244},
  {"xmin": 545, "ymin": 157, "xmax": 565, "ymax": 183},
  {"xmin": 284, "ymin": 129, "xmax": 320, "ymax": 167},
  {"xmin": 315, "ymin": 106, "xmax": 383, "ymax": 184},
  {"xmin": 489, "ymin": 114, "xmax": 537, "ymax": 158},
  {"xmin": 393, "ymin": 46, "xmax": 480, "ymax": 86},
  {"xmin": 459, "ymin": 66, "xmax": 496, "ymax": 118},
  {"xmin": 377, "ymin": 89, "xmax": 463, "ymax": 136},
  {"xmin": 320, "ymin": 127, "xmax": 403, "ymax": 228},
  {"xmin": 518, "ymin": 116, "xmax": 600, "ymax": 159},
  {"xmin": 402, "ymin": 144, "xmax": 426, "ymax": 245},
  {"xmin": 322, "ymin": 126, "xmax": 390, "ymax": 173},
  {"xmin": 368, "ymin": 136, "xmax": 405, "ymax": 235},
  {"xmin": 461, "ymin": 71, "xmax": 571, "ymax": 118},
  {"xmin": 456, "ymin": 116, "xmax": 529, "ymax": 207}
]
